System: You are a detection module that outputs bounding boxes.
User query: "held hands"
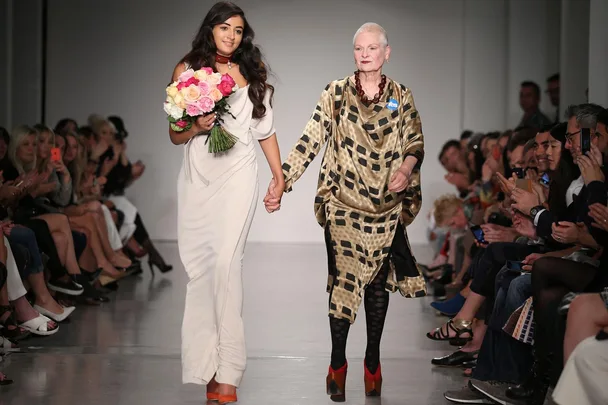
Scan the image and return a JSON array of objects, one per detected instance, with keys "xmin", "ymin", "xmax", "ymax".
[{"xmin": 263, "ymin": 177, "xmax": 285, "ymax": 213}]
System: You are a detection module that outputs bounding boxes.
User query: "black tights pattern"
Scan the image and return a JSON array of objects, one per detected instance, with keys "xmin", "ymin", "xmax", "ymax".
[{"xmin": 330, "ymin": 260, "xmax": 390, "ymax": 373}]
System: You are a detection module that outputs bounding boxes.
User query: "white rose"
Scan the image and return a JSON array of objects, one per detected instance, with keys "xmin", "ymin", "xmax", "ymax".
[
  {"xmin": 207, "ymin": 73, "xmax": 221, "ymax": 85},
  {"xmin": 166, "ymin": 84, "xmax": 179, "ymax": 98},
  {"xmin": 164, "ymin": 97, "xmax": 184, "ymax": 119},
  {"xmin": 194, "ymin": 70, "xmax": 208, "ymax": 81}
]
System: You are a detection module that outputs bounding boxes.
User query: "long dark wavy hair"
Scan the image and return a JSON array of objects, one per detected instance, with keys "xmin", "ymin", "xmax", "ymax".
[
  {"xmin": 180, "ymin": 1, "xmax": 273, "ymax": 120},
  {"xmin": 547, "ymin": 123, "xmax": 580, "ymax": 219}
]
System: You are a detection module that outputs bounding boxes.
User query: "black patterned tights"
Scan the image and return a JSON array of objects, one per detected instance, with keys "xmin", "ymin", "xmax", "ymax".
[{"xmin": 330, "ymin": 260, "xmax": 390, "ymax": 374}]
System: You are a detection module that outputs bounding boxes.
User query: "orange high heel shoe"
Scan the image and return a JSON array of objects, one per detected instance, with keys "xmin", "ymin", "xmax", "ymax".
[
  {"xmin": 326, "ymin": 362, "xmax": 348, "ymax": 402},
  {"xmin": 364, "ymin": 361, "xmax": 382, "ymax": 397},
  {"xmin": 218, "ymin": 393, "xmax": 237, "ymax": 404},
  {"xmin": 206, "ymin": 378, "xmax": 219, "ymax": 402}
]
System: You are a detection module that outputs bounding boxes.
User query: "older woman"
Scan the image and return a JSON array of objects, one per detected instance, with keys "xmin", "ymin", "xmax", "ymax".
[{"xmin": 265, "ymin": 22, "xmax": 426, "ymax": 400}]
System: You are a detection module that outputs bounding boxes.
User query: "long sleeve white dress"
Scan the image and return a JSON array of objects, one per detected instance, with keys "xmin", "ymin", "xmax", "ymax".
[{"xmin": 177, "ymin": 83, "xmax": 275, "ymax": 388}]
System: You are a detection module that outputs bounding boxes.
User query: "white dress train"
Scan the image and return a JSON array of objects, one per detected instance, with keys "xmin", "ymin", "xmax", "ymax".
[{"xmin": 178, "ymin": 84, "xmax": 275, "ymax": 387}]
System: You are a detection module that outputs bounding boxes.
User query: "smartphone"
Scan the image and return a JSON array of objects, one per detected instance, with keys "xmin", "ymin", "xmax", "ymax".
[
  {"xmin": 596, "ymin": 330, "xmax": 608, "ymax": 341},
  {"xmin": 581, "ymin": 128, "xmax": 591, "ymax": 155},
  {"xmin": 515, "ymin": 178, "xmax": 532, "ymax": 192},
  {"xmin": 540, "ymin": 173, "xmax": 550, "ymax": 187},
  {"xmin": 470, "ymin": 225, "xmax": 487, "ymax": 244},
  {"xmin": 51, "ymin": 147, "xmax": 61, "ymax": 161},
  {"xmin": 512, "ymin": 167, "xmax": 525, "ymax": 179},
  {"xmin": 492, "ymin": 145, "xmax": 501, "ymax": 160},
  {"xmin": 506, "ymin": 260, "xmax": 523, "ymax": 271}
]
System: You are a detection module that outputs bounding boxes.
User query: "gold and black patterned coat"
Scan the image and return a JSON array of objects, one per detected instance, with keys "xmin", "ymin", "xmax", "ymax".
[{"xmin": 282, "ymin": 76, "xmax": 426, "ymax": 323}]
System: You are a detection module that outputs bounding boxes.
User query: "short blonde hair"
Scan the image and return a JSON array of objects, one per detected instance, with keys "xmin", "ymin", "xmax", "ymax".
[
  {"xmin": 433, "ymin": 194, "xmax": 463, "ymax": 226},
  {"xmin": 9, "ymin": 125, "xmax": 37, "ymax": 174},
  {"xmin": 353, "ymin": 22, "xmax": 388, "ymax": 47}
]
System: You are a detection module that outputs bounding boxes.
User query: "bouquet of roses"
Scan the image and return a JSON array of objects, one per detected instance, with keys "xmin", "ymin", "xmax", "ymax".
[{"xmin": 164, "ymin": 67, "xmax": 239, "ymax": 153}]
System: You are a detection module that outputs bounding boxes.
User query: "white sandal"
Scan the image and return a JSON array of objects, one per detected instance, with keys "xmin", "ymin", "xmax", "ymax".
[
  {"xmin": 0, "ymin": 336, "xmax": 19, "ymax": 354},
  {"xmin": 33, "ymin": 304, "xmax": 75, "ymax": 323},
  {"xmin": 19, "ymin": 314, "xmax": 59, "ymax": 336}
]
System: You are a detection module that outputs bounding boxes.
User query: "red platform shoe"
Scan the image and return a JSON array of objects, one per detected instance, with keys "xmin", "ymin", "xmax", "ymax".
[
  {"xmin": 364, "ymin": 361, "xmax": 382, "ymax": 397},
  {"xmin": 326, "ymin": 362, "xmax": 348, "ymax": 402}
]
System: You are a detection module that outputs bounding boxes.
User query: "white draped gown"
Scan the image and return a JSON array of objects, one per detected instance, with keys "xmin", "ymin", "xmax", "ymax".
[{"xmin": 177, "ymin": 83, "xmax": 275, "ymax": 387}]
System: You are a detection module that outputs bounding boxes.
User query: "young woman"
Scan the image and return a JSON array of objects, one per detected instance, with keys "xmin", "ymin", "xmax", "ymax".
[{"xmin": 170, "ymin": 2, "xmax": 282, "ymax": 403}]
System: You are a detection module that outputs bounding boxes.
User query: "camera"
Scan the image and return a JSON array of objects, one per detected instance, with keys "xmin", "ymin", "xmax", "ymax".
[{"xmin": 488, "ymin": 212, "xmax": 512, "ymax": 228}]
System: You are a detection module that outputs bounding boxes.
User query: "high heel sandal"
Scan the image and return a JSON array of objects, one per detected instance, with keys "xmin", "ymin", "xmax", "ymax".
[
  {"xmin": 207, "ymin": 379, "xmax": 237, "ymax": 404},
  {"xmin": 206, "ymin": 378, "xmax": 219, "ymax": 401},
  {"xmin": 426, "ymin": 319, "xmax": 473, "ymax": 346},
  {"xmin": 0, "ymin": 306, "xmax": 30, "ymax": 341},
  {"xmin": 326, "ymin": 362, "xmax": 347, "ymax": 402},
  {"xmin": 218, "ymin": 394, "xmax": 237, "ymax": 404},
  {"xmin": 148, "ymin": 260, "xmax": 173, "ymax": 274},
  {"xmin": 364, "ymin": 361, "xmax": 382, "ymax": 397}
]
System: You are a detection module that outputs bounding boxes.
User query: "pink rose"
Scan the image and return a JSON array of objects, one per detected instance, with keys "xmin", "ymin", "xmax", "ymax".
[
  {"xmin": 217, "ymin": 80, "xmax": 234, "ymax": 97},
  {"xmin": 176, "ymin": 120, "xmax": 189, "ymax": 128},
  {"xmin": 178, "ymin": 69, "xmax": 194, "ymax": 82},
  {"xmin": 201, "ymin": 67, "xmax": 214, "ymax": 75},
  {"xmin": 198, "ymin": 81, "xmax": 211, "ymax": 96},
  {"xmin": 186, "ymin": 103, "xmax": 203, "ymax": 117},
  {"xmin": 221, "ymin": 74, "xmax": 236, "ymax": 88},
  {"xmin": 209, "ymin": 88, "xmax": 223, "ymax": 102},
  {"xmin": 197, "ymin": 96, "xmax": 215, "ymax": 113},
  {"xmin": 177, "ymin": 76, "xmax": 199, "ymax": 90}
]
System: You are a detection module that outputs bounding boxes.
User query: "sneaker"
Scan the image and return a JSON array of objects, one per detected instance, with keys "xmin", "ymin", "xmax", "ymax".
[
  {"xmin": 470, "ymin": 379, "xmax": 525, "ymax": 405},
  {"xmin": 444, "ymin": 381, "xmax": 492, "ymax": 403},
  {"xmin": 48, "ymin": 277, "xmax": 84, "ymax": 296}
]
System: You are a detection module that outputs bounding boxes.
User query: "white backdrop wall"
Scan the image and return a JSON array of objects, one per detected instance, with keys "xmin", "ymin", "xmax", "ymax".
[{"xmin": 44, "ymin": 0, "xmax": 560, "ymax": 244}]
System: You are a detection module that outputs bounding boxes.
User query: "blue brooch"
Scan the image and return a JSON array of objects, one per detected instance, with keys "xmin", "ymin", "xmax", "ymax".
[{"xmin": 386, "ymin": 98, "xmax": 398, "ymax": 111}]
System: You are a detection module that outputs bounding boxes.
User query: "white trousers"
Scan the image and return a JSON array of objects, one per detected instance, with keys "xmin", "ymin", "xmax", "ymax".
[
  {"xmin": 101, "ymin": 204, "xmax": 123, "ymax": 250},
  {"xmin": 108, "ymin": 195, "xmax": 137, "ymax": 243},
  {"xmin": 553, "ymin": 336, "xmax": 608, "ymax": 405},
  {"xmin": 5, "ymin": 236, "xmax": 26, "ymax": 301},
  {"xmin": 178, "ymin": 156, "xmax": 258, "ymax": 388}
]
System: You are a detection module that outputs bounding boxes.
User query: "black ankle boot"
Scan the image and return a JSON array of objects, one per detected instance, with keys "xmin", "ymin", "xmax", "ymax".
[{"xmin": 506, "ymin": 357, "xmax": 549, "ymax": 404}]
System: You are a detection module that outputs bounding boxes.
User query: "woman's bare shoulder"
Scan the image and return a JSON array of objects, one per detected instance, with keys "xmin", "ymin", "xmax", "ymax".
[{"xmin": 170, "ymin": 61, "xmax": 188, "ymax": 82}]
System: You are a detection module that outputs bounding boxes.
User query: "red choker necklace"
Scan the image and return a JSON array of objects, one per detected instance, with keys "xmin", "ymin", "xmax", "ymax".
[
  {"xmin": 216, "ymin": 53, "xmax": 233, "ymax": 69},
  {"xmin": 354, "ymin": 70, "xmax": 386, "ymax": 104}
]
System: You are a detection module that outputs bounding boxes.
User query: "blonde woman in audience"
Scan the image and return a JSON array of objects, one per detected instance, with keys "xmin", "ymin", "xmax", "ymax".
[
  {"xmin": 33, "ymin": 125, "xmax": 130, "ymax": 278},
  {"xmin": 5, "ymin": 125, "xmax": 117, "ymax": 290}
]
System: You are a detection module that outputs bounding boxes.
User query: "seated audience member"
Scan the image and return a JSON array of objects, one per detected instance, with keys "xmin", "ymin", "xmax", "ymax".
[
  {"xmin": 439, "ymin": 140, "xmax": 471, "ymax": 198},
  {"xmin": 504, "ymin": 105, "xmax": 607, "ymax": 404}
]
